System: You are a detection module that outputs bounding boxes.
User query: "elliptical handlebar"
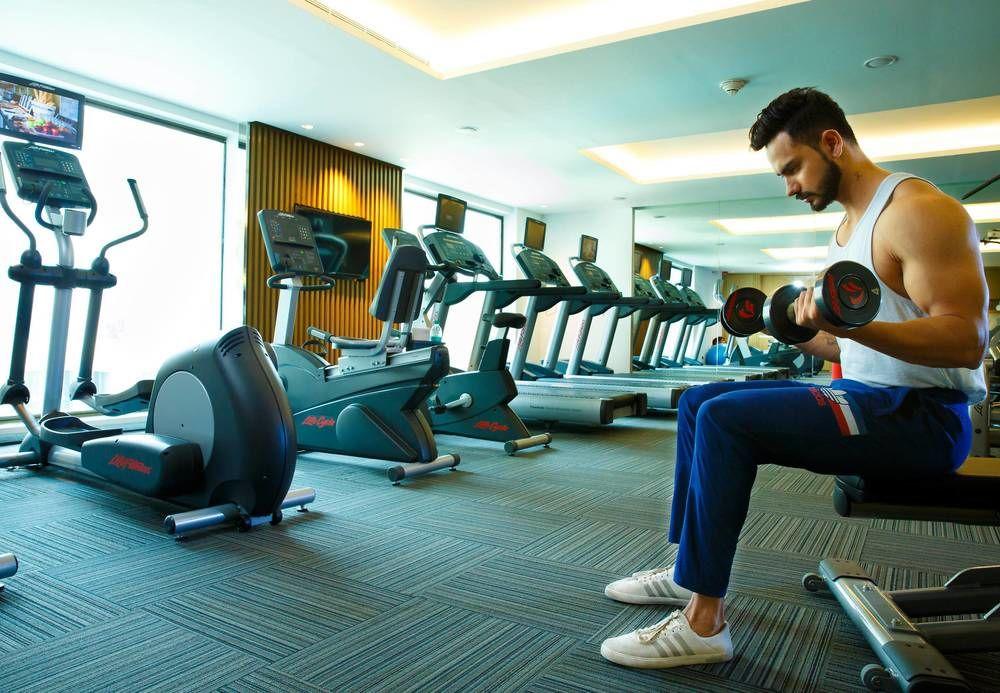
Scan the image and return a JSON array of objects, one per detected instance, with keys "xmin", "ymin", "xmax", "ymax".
[
  {"xmin": 267, "ymin": 271, "xmax": 337, "ymax": 291},
  {"xmin": 97, "ymin": 179, "xmax": 149, "ymax": 262},
  {"xmin": 34, "ymin": 181, "xmax": 97, "ymax": 231},
  {"xmin": 0, "ymin": 161, "xmax": 37, "ymax": 253}
]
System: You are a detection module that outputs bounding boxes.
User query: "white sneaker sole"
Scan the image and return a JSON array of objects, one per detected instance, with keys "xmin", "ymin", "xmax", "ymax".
[
  {"xmin": 603, "ymin": 585, "xmax": 690, "ymax": 605},
  {"xmin": 600, "ymin": 641, "xmax": 733, "ymax": 669}
]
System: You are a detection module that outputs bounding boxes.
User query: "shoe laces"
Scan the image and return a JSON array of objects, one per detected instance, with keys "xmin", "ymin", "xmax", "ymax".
[
  {"xmin": 637, "ymin": 611, "xmax": 685, "ymax": 643},
  {"xmin": 630, "ymin": 567, "xmax": 671, "ymax": 582}
]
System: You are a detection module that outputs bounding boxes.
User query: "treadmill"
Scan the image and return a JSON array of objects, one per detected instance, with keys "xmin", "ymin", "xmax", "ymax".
[
  {"xmin": 508, "ymin": 226, "xmax": 689, "ymax": 411},
  {"xmin": 643, "ymin": 267, "xmax": 787, "ymax": 379},
  {"xmin": 403, "ymin": 196, "xmax": 648, "ymax": 426},
  {"xmin": 569, "ymin": 271, "xmax": 737, "ymax": 385}
]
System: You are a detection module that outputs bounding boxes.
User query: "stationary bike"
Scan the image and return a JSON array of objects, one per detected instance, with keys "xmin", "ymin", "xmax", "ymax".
[
  {"xmin": 383, "ymin": 226, "xmax": 552, "ymax": 455},
  {"xmin": 258, "ymin": 209, "xmax": 460, "ymax": 483},
  {"xmin": 0, "ymin": 141, "xmax": 313, "ymax": 536}
]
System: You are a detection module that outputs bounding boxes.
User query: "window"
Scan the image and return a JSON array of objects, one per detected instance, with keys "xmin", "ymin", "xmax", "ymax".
[
  {"xmin": 0, "ymin": 104, "xmax": 227, "ymax": 418},
  {"xmin": 401, "ymin": 190, "xmax": 503, "ymax": 369}
]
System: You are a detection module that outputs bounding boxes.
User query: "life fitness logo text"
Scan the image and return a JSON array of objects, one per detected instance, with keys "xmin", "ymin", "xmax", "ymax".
[
  {"xmin": 474, "ymin": 420, "xmax": 510, "ymax": 432},
  {"xmin": 302, "ymin": 415, "xmax": 336, "ymax": 429},
  {"xmin": 109, "ymin": 454, "xmax": 152, "ymax": 475}
]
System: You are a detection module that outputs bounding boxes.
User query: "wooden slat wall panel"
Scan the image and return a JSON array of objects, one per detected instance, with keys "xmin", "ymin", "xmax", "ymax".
[{"xmin": 245, "ymin": 122, "xmax": 402, "ymax": 347}]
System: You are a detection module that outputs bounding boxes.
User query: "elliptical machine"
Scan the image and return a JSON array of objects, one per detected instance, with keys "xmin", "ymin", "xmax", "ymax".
[
  {"xmin": 0, "ymin": 552, "xmax": 16, "ymax": 592},
  {"xmin": 0, "ymin": 140, "xmax": 313, "ymax": 537}
]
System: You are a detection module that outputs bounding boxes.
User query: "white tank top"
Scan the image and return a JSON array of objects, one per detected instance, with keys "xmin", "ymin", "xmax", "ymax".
[{"xmin": 826, "ymin": 172, "xmax": 986, "ymax": 403}]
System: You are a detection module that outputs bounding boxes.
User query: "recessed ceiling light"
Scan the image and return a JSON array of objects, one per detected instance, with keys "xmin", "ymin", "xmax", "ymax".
[
  {"xmin": 457, "ymin": 126, "xmax": 480, "ymax": 135},
  {"xmin": 864, "ymin": 55, "xmax": 898, "ymax": 69},
  {"xmin": 353, "ymin": 141, "xmax": 365, "ymax": 147},
  {"xmin": 540, "ymin": 204, "xmax": 548, "ymax": 208},
  {"xmin": 301, "ymin": 124, "xmax": 314, "ymax": 130}
]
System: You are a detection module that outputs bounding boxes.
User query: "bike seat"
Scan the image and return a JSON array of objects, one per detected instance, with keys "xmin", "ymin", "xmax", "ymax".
[{"xmin": 490, "ymin": 312, "xmax": 526, "ymax": 329}]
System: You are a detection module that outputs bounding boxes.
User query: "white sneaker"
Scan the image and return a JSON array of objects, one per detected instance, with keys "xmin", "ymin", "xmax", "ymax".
[
  {"xmin": 600, "ymin": 610, "xmax": 733, "ymax": 669},
  {"xmin": 604, "ymin": 566, "xmax": 693, "ymax": 605}
]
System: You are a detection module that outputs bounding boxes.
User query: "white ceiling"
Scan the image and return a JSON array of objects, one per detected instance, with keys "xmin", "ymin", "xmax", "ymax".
[{"xmin": 0, "ymin": 0, "xmax": 997, "ymax": 272}]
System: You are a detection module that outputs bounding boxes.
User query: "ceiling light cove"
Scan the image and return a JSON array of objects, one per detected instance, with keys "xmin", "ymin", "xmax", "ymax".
[
  {"xmin": 586, "ymin": 96, "xmax": 1000, "ymax": 184},
  {"xmin": 714, "ymin": 201, "xmax": 1000, "ymax": 236},
  {"xmin": 291, "ymin": 0, "xmax": 809, "ymax": 78},
  {"xmin": 761, "ymin": 245, "xmax": 829, "ymax": 260}
]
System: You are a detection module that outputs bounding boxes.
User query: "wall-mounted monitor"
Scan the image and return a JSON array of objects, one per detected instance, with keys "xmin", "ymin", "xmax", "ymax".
[
  {"xmin": 293, "ymin": 204, "xmax": 372, "ymax": 280},
  {"xmin": 680, "ymin": 267, "xmax": 693, "ymax": 287},
  {"xmin": 0, "ymin": 72, "xmax": 85, "ymax": 150},
  {"xmin": 524, "ymin": 217, "xmax": 546, "ymax": 250},
  {"xmin": 579, "ymin": 234, "xmax": 598, "ymax": 263},
  {"xmin": 435, "ymin": 194, "xmax": 466, "ymax": 233},
  {"xmin": 658, "ymin": 258, "xmax": 672, "ymax": 279}
]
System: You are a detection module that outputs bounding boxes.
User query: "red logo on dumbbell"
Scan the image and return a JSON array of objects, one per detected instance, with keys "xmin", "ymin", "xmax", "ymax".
[
  {"xmin": 842, "ymin": 279, "xmax": 865, "ymax": 307},
  {"xmin": 738, "ymin": 299, "xmax": 756, "ymax": 319}
]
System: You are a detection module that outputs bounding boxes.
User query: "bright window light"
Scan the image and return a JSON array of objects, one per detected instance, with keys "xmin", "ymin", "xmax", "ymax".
[{"xmin": 0, "ymin": 107, "xmax": 226, "ymax": 417}]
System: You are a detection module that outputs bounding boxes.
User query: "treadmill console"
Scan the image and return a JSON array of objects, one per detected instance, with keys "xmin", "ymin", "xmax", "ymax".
[
  {"xmin": 650, "ymin": 275, "xmax": 688, "ymax": 306},
  {"xmin": 633, "ymin": 274, "xmax": 662, "ymax": 301},
  {"xmin": 257, "ymin": 210, "xmax": 325, "ymax": 275},
  {"xmin": 681, "ymin": 286, "xmax": 706, "ymax": 308},
  {"xmin": 423, "ymin": 229, "xmax": 500, "ymax": 280},
  {"xmin": 514, "ymin": 247, "xmax": 572, "ymax": 287},
  {"xmin": 2, "ymin": 141, "xmax": 92, "ymax": 208},
  {"xmin": 571, "ymin": 260, "xmax": 618, "ymax": 293}
]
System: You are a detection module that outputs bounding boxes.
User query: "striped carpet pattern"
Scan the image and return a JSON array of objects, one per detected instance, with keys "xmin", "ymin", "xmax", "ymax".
[{"xmin": 1, "ymin": 401, "xmax": 999, "ymax": 692}]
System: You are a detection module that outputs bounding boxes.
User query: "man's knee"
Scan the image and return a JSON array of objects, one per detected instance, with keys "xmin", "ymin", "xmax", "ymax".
[{"xmin": 679, "ymin": 381, "xmax": 736, "ymax": 417}]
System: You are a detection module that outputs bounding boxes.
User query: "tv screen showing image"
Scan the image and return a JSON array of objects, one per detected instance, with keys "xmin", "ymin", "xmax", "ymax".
[
  {"xmin": 293, "ymin": 204, "xmax": 372, "ymax": 280},
  {"xmin": 0, "ymin": 72, "xmax": 84, "ymax": 149},
  {"xmin": 524, "ymin": 217, "xmax": 546, "ymax": 250},
  {"xmin": 579, "ymin": 235, "xmax": 599, "ymax": 263},
  {"xmin": 435, "ymin": 194, "xmax": 466, "ymax": 233},
  {"xmin": 680, "ymin": 267, "xmax": 693, "ymax": 287}
]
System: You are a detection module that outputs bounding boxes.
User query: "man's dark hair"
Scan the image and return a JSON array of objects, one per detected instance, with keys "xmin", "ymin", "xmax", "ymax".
[{"xmin": 749, "ymin": 87, "xmax": 857, "ymax": 151}]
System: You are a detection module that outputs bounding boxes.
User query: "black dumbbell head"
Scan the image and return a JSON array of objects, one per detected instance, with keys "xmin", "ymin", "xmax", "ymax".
[
  {"xmin": 764, "ymin": 284, "xmax": 819, "ymax": 345},
  {"xmin": 815, "ymin": 261, "xmax": 881, "ymax": 328},
  {"xmin": 721, "ymin": 287, "xmax": 767, "ymax": 337}
]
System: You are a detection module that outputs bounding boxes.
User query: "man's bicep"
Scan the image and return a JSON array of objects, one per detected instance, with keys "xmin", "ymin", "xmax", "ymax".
[{"xmin": 898, "ymin": 202, "xmax": 986, "ymax": 319}]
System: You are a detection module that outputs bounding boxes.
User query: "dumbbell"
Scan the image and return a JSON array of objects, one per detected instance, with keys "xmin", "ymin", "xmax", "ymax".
[{"xmin": 721, "ymin": 261, "xmax": 880, "ymax": 345}]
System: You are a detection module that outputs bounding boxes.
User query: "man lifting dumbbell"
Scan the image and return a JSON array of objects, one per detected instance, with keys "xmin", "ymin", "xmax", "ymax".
[{"xmin": 600, "ymin": 87, "xmax": 988, "ymax": 669}]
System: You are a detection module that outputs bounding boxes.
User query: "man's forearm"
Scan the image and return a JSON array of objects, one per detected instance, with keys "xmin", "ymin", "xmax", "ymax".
[
  {"xmin": 840, "ymin": 316, "xmax": 985, "ymax": 370},
  {"xmin": 797, "ymin": 331, "xmax": 841, "ymax": 362}
]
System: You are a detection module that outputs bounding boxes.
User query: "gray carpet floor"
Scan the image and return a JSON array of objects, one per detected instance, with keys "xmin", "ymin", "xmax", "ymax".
[{"xmin": 1, "ymin": 402, "xmax": 999, "ymax": 692}]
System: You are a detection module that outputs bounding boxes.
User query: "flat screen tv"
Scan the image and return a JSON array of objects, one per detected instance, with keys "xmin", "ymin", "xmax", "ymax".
[
  {"xmin": 579, "ymin": 234, "xmax": 599, "ymax": 263},
  {"xmin": 680, "ymin": 267, "xmax": 693, "ymax": 287},
  {"xmin": 524, "ymin": 217, "xmax": 546, "ymax": 250},
  {"xmin": 435, "ymin": 194, "xmax": 466, "ymax": 233},
  {"xmin": 0, "ymin": 72, "xmax": 84, "ymax": 149},
  {"xmin": 293, "ymin": 204, "xmax": 372, "ymax": 280}
]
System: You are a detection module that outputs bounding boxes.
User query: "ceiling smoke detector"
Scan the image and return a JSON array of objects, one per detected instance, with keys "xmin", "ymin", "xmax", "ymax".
[
  {"xmin": 864, "ymin": 55, "xmax": 898, "ymax": 69},
  {"xmin": 719, "ymin": 78, "xmax": 748, "ymax": 96}
]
